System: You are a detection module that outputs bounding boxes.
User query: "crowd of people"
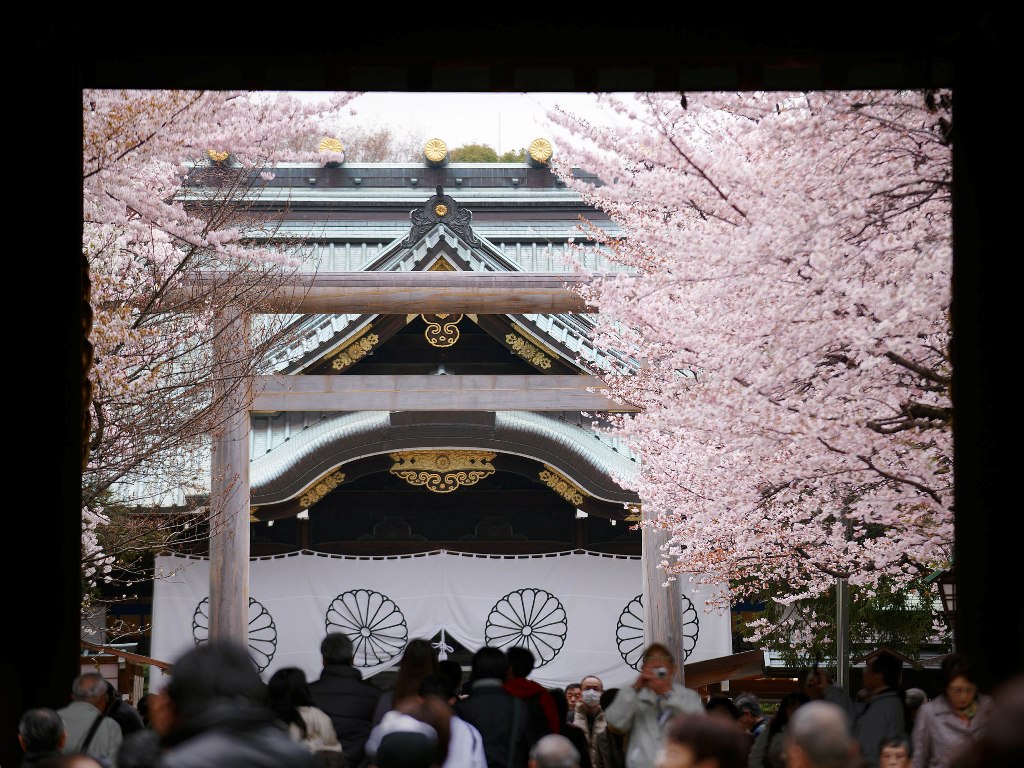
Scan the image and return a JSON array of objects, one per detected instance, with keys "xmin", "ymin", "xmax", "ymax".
[{"xmin": 15, "ymin": 642, "xmax": 1023, "ymax": 768}]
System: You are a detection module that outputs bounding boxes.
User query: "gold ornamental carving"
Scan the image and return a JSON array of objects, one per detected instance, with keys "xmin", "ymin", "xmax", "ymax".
[
  {"xmin": 422, "ymin": 313, "xmax": 463, "ymax": 348},
  {"xmin": 424, "ymin": 138, "xmax": 448, "ymax": 163},
  {"xmin": 505, "ymin": 333, "xmax": 553, "ymax": 369},
  {"xmin": 389, "ymin": 450, "xmax": 496, "ymax": 493},
  {"xmin": 539, "ymin": 466, "xmax": 586, "ymax": 506},
  {"xmin": 428, "ymin": 257, "xmax": 455, "ymax": 271},
  {"xmin": 207, "ymin": 149, "xmax": 229, "ymax": 162},
  {"xmin": 624, "ymin": 504, "xmax": 642, "ymax": 522},
  {"xmin": 319, "ymin": 137, "xmax": 344, "ymax": 153},
  {"xmin": 299, "ymin": 470, "xmax": 346, "ymax": 508},
  {"xmin": 434, "ymin": 203, "xmax": 449, "ymax": 217},
  {"xmin": 330, "ymin": 328, "xmax": 379, "ymax": 371},
  {"xmin": 528, "ymin": 138, "xmax": 553, "ymax": 165}
]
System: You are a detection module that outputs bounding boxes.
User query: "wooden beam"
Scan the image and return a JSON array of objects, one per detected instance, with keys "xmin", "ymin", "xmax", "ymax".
[
  {"xmin": 81, "ymin": 640, "xmax": 172, "ymax": 671},
  {"xmin": 682, "ymin": 650, "xmax": 767, "ymax": 689},
  {"xmin": 251, "ymin": 374, "xmax": 640, "ymax": 412},
  {"xmin": 173, "ymin": 271, "xmax": 637, "ymax": 314}
]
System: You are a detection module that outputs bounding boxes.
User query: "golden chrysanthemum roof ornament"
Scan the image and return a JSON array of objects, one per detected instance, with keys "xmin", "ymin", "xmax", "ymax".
[
  {"xmin": 424, "ymin": 138, "xmax": 449, "ymax": 167},
  {"xmin": 318, "ymin": 137, "xmax": 345, "ymax": 167},
  {"xmin": 319, "ymin": 137, "xmax": 344, "ymax": 154},
  {"xmin": 527, "ymin": 138, "xmax": 553, "ymax": 167}
]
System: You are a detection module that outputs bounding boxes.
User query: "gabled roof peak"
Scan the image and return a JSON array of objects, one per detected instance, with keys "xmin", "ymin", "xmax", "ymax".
[{"xmin": 403, "ymin": 186, "xmax": 480, "ymax": 249}]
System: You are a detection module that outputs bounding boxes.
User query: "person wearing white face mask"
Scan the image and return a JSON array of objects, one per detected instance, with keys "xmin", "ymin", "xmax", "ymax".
[{"xmin": 571, "ymin": 676, "xmax": 607, "ymax": 766}]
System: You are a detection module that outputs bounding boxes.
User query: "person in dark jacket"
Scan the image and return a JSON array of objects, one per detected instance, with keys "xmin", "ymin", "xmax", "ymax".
[
  {"xmin": 103, "ymin": 682, "xmax": 144, "ymax": 738},
  {"xmin": 455, "ymin": 646, "xmax": 532, "ymax": 768},
  {"xmin": 309, "ymin": 632, "xmax": 383, "ymax": 768},
  {"xmin": 148, "ymin": 640, "xmax": 312, "ymax": 768},
  {"xmin": 547, "ymin": 687, "xmax": 593, "ymax": 768},
  {"xmin": 18, "ymin": 707, "xmax": 66, "ymax": 767},
  {"xmin": 592, "ymin": 689, "xmax": 625, "ymax": 768},
  {"xmin": 807, "ymin": 650, "xmax": 907, "ymax": 768},
  {"xmin": 504, "ymin": 647, "xmax": 558, "ymax": 738}
]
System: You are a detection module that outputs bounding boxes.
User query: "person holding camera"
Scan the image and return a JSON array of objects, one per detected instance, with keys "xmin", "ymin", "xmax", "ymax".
[{"xmin": 604, "ymin": 643, "xmax": 704, "ymax": 768}]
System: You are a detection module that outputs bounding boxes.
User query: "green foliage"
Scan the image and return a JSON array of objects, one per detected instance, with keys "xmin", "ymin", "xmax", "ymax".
[
  {"xmin": 451, "ymin": 144, "xmax": 526, "ymax": 162},
  {"xmin": 735, "ymin": 576, "xmax": 949, "ymax": 668},
  {"xmin": 499, "ymin": 147, "xmax": 527, "ymax": 162}
]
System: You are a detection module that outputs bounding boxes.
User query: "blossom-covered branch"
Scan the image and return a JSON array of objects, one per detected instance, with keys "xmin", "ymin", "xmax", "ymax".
[
  {"xmin": 83, "ymin": 89, "xmax": 357, "ymax": 595},
  {"xmin": 548, "ymin": 90, "xmax": 952, "ymax": 657}
]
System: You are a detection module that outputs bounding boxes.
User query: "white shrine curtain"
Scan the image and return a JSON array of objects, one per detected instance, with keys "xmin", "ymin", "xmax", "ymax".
[{"xmin": 150, "ymin": 550, "xmax": 731, "ymax": 690}]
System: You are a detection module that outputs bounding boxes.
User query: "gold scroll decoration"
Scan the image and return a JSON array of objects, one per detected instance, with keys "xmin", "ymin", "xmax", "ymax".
[
  {"xmin": 424, "ymin": 138, "xmax": 448, "ymax": 163},
  {"xmin": 539, "ymin": 465, "xmax": 586, "ymax": 506},
  {"xmin": 505, "ymin": 332, "xmax": 553, "ymax": 370},
  {"xmin": 624, "ymin": 504, "xmax": 642, "ymax": 522},
  {"xmin": 331, "ymin": 327, "xmax": 379, "ymax": 371},
  {"xmin": 390, "ymin": 450, "xmax": 496, "ymax": 493},
  {"xmin": 422, "ymin": 314, "xmax": 463, "ymax": 348},
  {"xmin": 207, "ymin": 149, "xmax": 229, "ymax": 162},
  {"xmin": 299, "ymin": 470, "xmax": 346, "ymax": 508},
  {"xmin": 528, "ymin": 138, "xmax": 553, "ymax": 165}
]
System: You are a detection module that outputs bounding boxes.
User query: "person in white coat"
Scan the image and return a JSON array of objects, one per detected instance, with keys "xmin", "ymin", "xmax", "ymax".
[
  {"xmin": 365, "ymin": 673, "xmax": 487, "ymax": 768},
  {"xmin": 604, "ymin": 643, "xmax": 704, "ymax": 768}
]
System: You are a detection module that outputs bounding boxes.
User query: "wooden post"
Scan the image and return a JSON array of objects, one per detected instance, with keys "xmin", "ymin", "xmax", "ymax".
[
  {"xmin": 209, "ymin": 306, "xmax": 252, "ymax": 646},
  {"xmin": 642, "ymin": 519, "xmax": 686, "ymax": 684},
  {"xmin": 836, "ymin": 577, "xmax": 850, "ymax": 696}
]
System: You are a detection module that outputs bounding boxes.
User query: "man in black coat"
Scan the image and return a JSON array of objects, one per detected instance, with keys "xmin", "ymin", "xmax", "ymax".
[
  {"xmin": 150, "ymin": 640, "xmax": 313, "ymax": 768},
  {"xmin": 455, "ymin": 646, "xmax": 532, "ymax": 768},
  {"xmin": 309, "ymin": 632, "xmax": 383, "ymax": 768},
  {"xmin": 103, "ymin": 680, "xmax": 145, "ymax": 737}
]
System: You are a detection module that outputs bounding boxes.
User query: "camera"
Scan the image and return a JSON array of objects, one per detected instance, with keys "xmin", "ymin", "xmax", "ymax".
[{"xmin": 654, "ymin": 667, "xmax": 669, "ymax": 679}]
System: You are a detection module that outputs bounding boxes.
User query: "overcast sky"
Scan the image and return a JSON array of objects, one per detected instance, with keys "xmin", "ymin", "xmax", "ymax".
[{"xmin": 317, "ymin": 91, "xmax": 616, "ymax": 155}]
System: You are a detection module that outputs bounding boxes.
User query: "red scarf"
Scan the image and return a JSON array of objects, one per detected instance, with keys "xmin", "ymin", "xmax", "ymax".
[{"xmin": 503, "ymin": 677, "xmax": 561, "ymax": 735}]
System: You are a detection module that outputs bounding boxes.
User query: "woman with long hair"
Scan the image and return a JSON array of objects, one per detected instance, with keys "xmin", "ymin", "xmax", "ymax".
[
  {"xmin": 746, "ymin": 691, "xmax": 810, "ymax": 768},
  {"xmin": 266, "ymin": 666, "xmax": 344, "ymax": 756},
  {"xmin": 372, "ymin": 639, "xmax": 440, "ymax": 725}
]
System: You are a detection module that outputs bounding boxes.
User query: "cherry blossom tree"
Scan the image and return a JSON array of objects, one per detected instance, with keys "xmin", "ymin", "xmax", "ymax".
[
  {"xmin": 548, "ymin": 90, "xmax": 953, "ymax": 660},
  {"xmin": 82, "ymin": 90, "xmax": 356, "ymax": 607}
]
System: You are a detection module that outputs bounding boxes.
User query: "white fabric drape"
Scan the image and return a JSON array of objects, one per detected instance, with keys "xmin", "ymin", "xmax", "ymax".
[{"xmin": 151, "ymin": 550, "xmax": 731, "ymax": 690}]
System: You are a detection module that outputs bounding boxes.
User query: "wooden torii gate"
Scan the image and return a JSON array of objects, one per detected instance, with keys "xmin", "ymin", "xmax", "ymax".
[{"xmin": 207, "ymin": 269, "xmax": 691, "ymax": 680}]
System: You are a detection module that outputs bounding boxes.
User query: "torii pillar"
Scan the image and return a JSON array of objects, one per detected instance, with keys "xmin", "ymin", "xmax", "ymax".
[
  {"xmin": 642, "ymin": 514, "xmax": 687, "ymax": 684},
  {"xmin": 200, "ymin": 270, "xmax": 638, "ymax": 646},
  {"xmin": 208, "ymin": 306, "xmax": 252, "ymax": 646}
]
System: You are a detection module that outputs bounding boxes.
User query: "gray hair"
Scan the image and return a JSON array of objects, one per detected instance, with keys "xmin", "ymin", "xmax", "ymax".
[
  {"xmin": 905, "ymin": 687, "xmax": 928, "ymax": 710},
  {"xmin": 788, "ymin": 701, "xmax": 853, "ymax": 768},
  {"xmin": 72, "ymin": 673, "xmax": 108, "ymax": 702},
  {"xmin": 734, "ymin": 692, "xmax": 762, "ymax": 716},
  {"xmin": 530, "ymin": 733, "xmax": 580, "ymax": 768},
  {"xmin": 321, "ymin": 632, "xmax": 355, "ymax": 665},
  {"xmin": 18, "ymin": 708, "xmax": 65, "ymax": 751}
]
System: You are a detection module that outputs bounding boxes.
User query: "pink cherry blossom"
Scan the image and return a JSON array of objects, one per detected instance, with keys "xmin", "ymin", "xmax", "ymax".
[{"xmin": 548, "ymin": 91, "xmax": 952, "ymax": 651}]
